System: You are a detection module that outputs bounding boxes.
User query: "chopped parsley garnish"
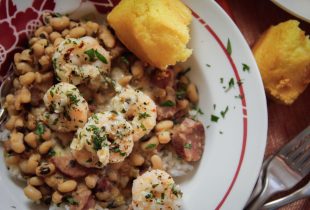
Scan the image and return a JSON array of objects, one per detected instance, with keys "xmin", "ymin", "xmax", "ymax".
[
  {"xmin": 67, "ymin": 93, "xmax": 79, "ymax": 105},
  {"xmin": 94, "ymin": 50, "xmax": 108, "ymax": 64},
  {"xmin": 84, "ymin": 49, "xmax": 96, "ymax": 61},
  {"xmin": 211, "ymin": 114, "xmax": 219, "ymax": 122},
  {"xmin": 226, "ymin": 38, "xmax": 232, "ymax": 55},
  {"xmin": 145, "ymin": 192, "xmax": 154, "ymax": 199},
  {"xmin": 235, "ymin": 94, "xmax": 244, "ymax": 99},
  {"xmin": 47, "ymin": 149, "xmax": 56, "ymax": 157},
  {"xmin": 237, "ymin": 79, "xmax": 243, "ymax": 87},
  {"xmin": 213, "ymin": 104, "xmax": 216, "ymax": 110},
  {"xmin": 34, "ymin": 123, "xmax": 45, "ymax": 136},
  {"xmin": 140, "ymin": 123, "xmax": 147, "ymax": 131},
  {"xmin": 194, "ymin": 106, "xmax": 204, "ymax": 115},
  {"xmin": 84, "ymin": 49, "xmax": 108, "ymax": 64},
  {"xmin": 242, "ymin": 63, "xmax": 250, "ymax": 72},
  {"xmin": 206, "ymin": 64, "xmax": 211, "ymax": 67},
  {"xmin": 219, "ymin": 131, "xmax": 223, "ymax": 134},
  {"xmin": 171, "ymin": 184, "xmax": 182, "ymax": 198},
  {"xmin": 112, "ymin": 147, "xmax": 126, "ymax": 156},
  {"xmin": 220, "ymin": 78, "xmax": 224, "ymax": 84},
  {"xmin": 92, "ymin": 126, "xmax": 108, "ymax": 151},
  {"xmin": 54, "ymin": 12, "xmax": 62, "ymax": 17},
  {"xmin": 220, "ymin": 106, "xmax": 229, "ymax": 118},
  {"xmin": 176, "ymin": 89, "xmax": 187, "ymax": 100},
  {"xmin": 184, "ymin": 143, "xmax": 192, "ymax": 149},
  {"xmin": 160, "ymin": 100, "xmax": 175, "ymax": 107},
  {"xmin": 62, "ymin": 195, "xmax": 79, "ymax": 205},
  {"xmin": 225, "ymin": 78, "xmax": 235, "ymax": 92},
  {"xmin": 139, "ymin": 112, "xmax": 150, "ymax": 120},
  {"xmin": 145, "ymin": 144, "xmax": 157, "ymax": 149},
  {"xmin": 111, "ymin": 110, "xmax": 118, "ymax": 115},
  {"xmin": 178, "ymin": 67, "xmax": 191, "ymax": 77}
]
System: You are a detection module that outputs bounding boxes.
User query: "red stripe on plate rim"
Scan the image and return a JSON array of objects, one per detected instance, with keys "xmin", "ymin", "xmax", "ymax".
[{"xmin": 191, "ymin": 10, "xmax": 248, "ymax": 210}]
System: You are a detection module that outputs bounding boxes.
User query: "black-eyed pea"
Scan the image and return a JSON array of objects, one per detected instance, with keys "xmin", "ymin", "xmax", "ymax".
[
  {"xmin": 150, "ymin": 154, "xmax": 163, "ymax": 169},
  {"xmin": 99, "ymin": 26, "xmax": 116, "ymax": 48},
  {"xmin": 85, "ymin": 21, "xmax": 99, "ymax": 36},
  {"xmin": 24, "ymin": 132, "xmax": 39, "ymax": 148},
  {"xmin": 177, "ymin": 99, "xmax": 189, "ymax": 110},
  {"xmin": 14, "ymin": 53, "xmax": 21, "ymax": 64},
  {"xmin": 20, "ymin": 49, "xmax": 33, "ymax": 63},
  {"xmin": 69, "ymin": 21, "xmax": 79, "ymax": 29},
  {"xmin": 24, "ymin": 185, "xmax": 42, "ymax": 201},
  {"xmin": 39, "ymin": 55, "xmax": 51, "ymax": 71},
  {"xmin": 10, "ymin": 132, "xmax": 25, "ymax": 153},
  {"xmin": 34, "ymin": 26, "xmax": 46, "ymax": 37},
  {"xmin": 19, "ymin": 160, "xmax": 32, "ymax": 174},
  {"xmin": 119, "ymin": 176, "xmax": 129, "ymax": 188},
  {"xmin": 28, "ymin": 154, "xmax": 41, "ymax": 173},
  {"xmin": 69, "ymin": 26, "xmax": 86, "ymax": 38},
  {"xmin": 155, "ymin": 120, "xmax": 174, "ymax": 132},
  {"xmin": 111, "ymin": 187, "xmax": 120, "ymax": 198},
  {"xmin": 5, "ymin": 155, "xmax": 20, "ymax": 165},
  {"xmin": 61, "ymin": 29, "xmax": 69, "ymax": 37},
  {"xmin": 32, "ymin": 42, "xmax": 45, "ymax": 58},
  {"xmin": 28, "ymin": 176, "xmax": 44, "ymax": 186},
  {"xmin": 5, "ymin": 115, "xmax": 17, "ymax": 130},
  {"xmin": 52, "ymin": 191, "xmax": 63, "ymax": 204},
  {"xmin": 57, "ymin": 180, "xmax": 77, "ymax": 193},
  {"xmin": 131, "ymin": 61, "xmax": 144, "ymax": 79},
  {"xmin": 50, "ymin": 16, "xmax": 70, "ymax": 31},
  {"xmin": 14, "ymin": 117, "xmax": 24, "ymax": 129},
  {"xmin": 19, "ymin": 87, "xmax": 31, "ymax": 104},
  {"xmin": 107, "ymin": 170, "xmax": 118, "ymax": 182},
  {"xmin": 29, "ymin": 37, "xmax": 39, "ymax": 45},
  {"xmin": 34, "ymin": 72, "xmax": 42, "ymax": 83},
  {"xmin": 27, "ymin": 113, "xmax": 36, "ymax": 130},
  {"xmin": 41, "ymin": 72, "xmax": 54, "ymax": 82},
  {"xmin": 36, "ymin": 162, "xmax": 56, "ymax": 177},
  {"xmin": 19, "ymin": 72, "xmax": 36, "ymax": 86},
  {"xmin": 130, "ymin": 153, "xmax": 145, "ymax": 166},
  {"xmin": 38, "ymin": 140, "xmax": 55, "ymax": 154},
  {"xmin": 118, "ymin": 75, "xmax": 132, "ymax": 87},
  {"xmin": 44, "ymin": 175, "xmax": 64, "ymax": 189},
  {"xmin": 13, "ymin": 78, "xmax": 21, "ymax": 89},
  {"xmin": 96, "ymin": 191, "xmax": 110, "ymax": 201},
  {"xmin": 54, "ymin": 37, "xmax": 64, "ymax": 47},
  {"xmin": 141, "ymin": 136, "xmax": 159, "ymax": 151},
  {"xmin": 45, "ymin": 46, "xmax": 55, "ymax": 57},
  {"xmin": 49, "ymin": 31, "xmax": 61, "ymax": 43},
  {"xmin": 187, "ymin": 83, "xmax": 199, "ymax": 103},
  {"xmin": 157, "ymin": 130, "xmax": 171, "ymax": 144},
  {"xmin": 15, "ymin": 62, "xmax": 33, "ymax": 75},
  {"xmin": 85, "ymin": 174, "xmax": 99, "ymax": 189}
]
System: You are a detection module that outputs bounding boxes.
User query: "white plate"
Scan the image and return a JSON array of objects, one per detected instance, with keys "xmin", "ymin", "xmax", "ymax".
[
  {"xmin": 271, "ymin": 0, "xmax": 310, "ymax": 23},
  {"xmin": 0, "ymin": 0, "xmax": 268, "ymax": 209}
]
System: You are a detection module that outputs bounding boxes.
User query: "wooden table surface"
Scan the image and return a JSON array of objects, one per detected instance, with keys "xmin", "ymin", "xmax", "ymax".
[{"xmin": 215, "ymin": 0, "xmax": 310, "ymax": 209}]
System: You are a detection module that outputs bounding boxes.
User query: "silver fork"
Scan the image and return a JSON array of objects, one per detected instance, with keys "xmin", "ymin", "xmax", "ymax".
[
  {"xmin": 246, "ymin": 126, "xmax": 310, "ymax": 210},
  {"xmin": 262, "ymin": 180, "xmax": 310, "ymax": 210},
  {"xmin": 0, "ymin": 66, "xmax": 14, "ymax": 126}
]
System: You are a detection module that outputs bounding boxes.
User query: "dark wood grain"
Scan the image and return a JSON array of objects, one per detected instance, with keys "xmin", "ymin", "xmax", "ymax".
[{"xmin": 216, "ymin": 0, "xmax": 310, "ymax": 209}]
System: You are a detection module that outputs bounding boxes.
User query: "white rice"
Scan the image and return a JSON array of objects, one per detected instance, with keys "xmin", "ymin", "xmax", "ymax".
[{"xmin": 159, "ymin": 149, "xmax": 194, "ymax": 177}]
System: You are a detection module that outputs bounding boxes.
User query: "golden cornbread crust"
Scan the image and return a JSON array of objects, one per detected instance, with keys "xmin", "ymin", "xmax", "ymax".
[
  {"xmin": 253, "ymin": 20, "xmax": 310, "ymax": 105},
  {"xmin": 107, "ymin": 0, "xmax": 192, "ymax": 69}
]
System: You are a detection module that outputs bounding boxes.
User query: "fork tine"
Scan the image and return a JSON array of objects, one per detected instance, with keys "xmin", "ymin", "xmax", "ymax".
[
  {"xmin": 288, "ymin": 138, "xmax": 310, "ymax": 162},
  {"xmin": 279, "ymin": 128, "xmax": 310, "ymax": 156}
]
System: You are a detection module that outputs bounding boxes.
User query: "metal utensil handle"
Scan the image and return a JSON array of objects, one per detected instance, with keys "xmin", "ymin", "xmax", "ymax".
[{"xmin": 262, "ymin": 181, "xmax": 310, "ymax": 210}]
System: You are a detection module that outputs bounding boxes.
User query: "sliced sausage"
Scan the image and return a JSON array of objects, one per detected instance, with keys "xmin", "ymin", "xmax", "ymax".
[
  {"xmin": 172, "ymin": 118, "xmax": 205, "ymax": 162},
  {"xmin": 156, "ymin": 106, "xmax": 178, "ymax": 121},
  {"xmin": 96, "ymin": 177, "xmax": 112, "ymax": 192},
  {"xmin": 151, "ymin": 68, "xmax": 175, "ymax": 88},
  {"xmin": 51, "ymin": 155, "xmax": 90, "ymax": 178},
  {"xmin": 70, "ymin": 185, "xmax": 92, "ymax": 210}
]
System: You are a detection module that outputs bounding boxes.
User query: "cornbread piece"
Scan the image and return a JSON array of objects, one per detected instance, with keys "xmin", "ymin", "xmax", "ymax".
[
  {"xmin": 253, "ymin": 20, "xmax": 310, "ymax": 105},
  {"xmin": 107, "ymin": 0, "xmax": 192, "ymax": 69}
]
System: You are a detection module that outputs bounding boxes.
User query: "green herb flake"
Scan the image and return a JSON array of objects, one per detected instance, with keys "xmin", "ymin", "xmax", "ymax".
[
  {"xmin": 34, "ymin": 123, "xmax": 45, "ymax": 136},
  {"xmin": 235, "ymin": 94, "xmax": 244, "ymax": 99},
  {"xmin": 62, "ymin": 195, "xmax": 79, "ymax": 205},
  {"xmin": 47, "ymin": 149, "xmax": 56, "ymax": 157},
  {"xmin": 237, "ymin": 79, "xmax": 243, "ymax": 87},
  {"xmin": 160, "ymin": 100, "xmax": 175, "ymax": 107},
  {"xmin": 120, "ymin": 56, "xmax": 129, "ymax": 65},
  {"xmin": 95, "ymin": 50, "xmax": 108, "ymax": 64},
  {"xmin": 226, "ymin": 38, "xmax": 232, "ymax": 55},
  {"xmin": 139, "ymin": 112, "xmax": 151, "ymax": 120},
  {"xmin": 213, "ymin": 104, "xmax": 216, "ymax": 110},
  {"xmin": 225, "ymin": 78, "xmax": 235, "ymax": 92},
  {"xmin": 184, "ymin": 143, "xmax": 192, "ymax": 149},
  {"xmin": 145, "ymin": 193, "xmax": 153, "ymax": 199},
  {"xmin": 84, "ymin": 49, "xmax": 96, "ymax": 61},
  {"xmin": 220, "ymin": 106, "xmax": 229, "ymax": 118},
  {"xmin": 206, "ymin": 64, "xmax": 211, "ymax": 67},
  {"xmin": 176, "ymin": 90, "xmax": 187, "ymax": 100},
  {"xmin": 145, "ymin": 144, "xmax": 157, "ymax": 149},
  {"xmin": 140, "ymin": 123, "xmax": 147, "ymax": 131},
  {"xmin": 211, "ymin": 115, "xmax": 219, "ymax": 122},
  {"xmin": 220, "ymin": 78, "xmax": 224, "ymax": 84},
  {"xmin": 242, "ymin": 63, "xmax": 250, "ymax": 72}
]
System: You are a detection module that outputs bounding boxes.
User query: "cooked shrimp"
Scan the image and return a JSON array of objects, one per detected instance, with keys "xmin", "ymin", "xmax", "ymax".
[
  {"xmin": 43, "ymin": 82, "xmax": 89, "ymax": 132},
  {"xmin": 70, "ymin": 111, "xmax": 134, "ymax": 168},
  {"xmin": 53, "ymin": 36, "xmax": 111, "ymax": 86},
  {"xmin": 111, "ymin": 88, "xmax": 157, "ymax": 142},
  {"xmin": 132, "ymin": 169, "xmax": 182, "ymax": 210}
]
